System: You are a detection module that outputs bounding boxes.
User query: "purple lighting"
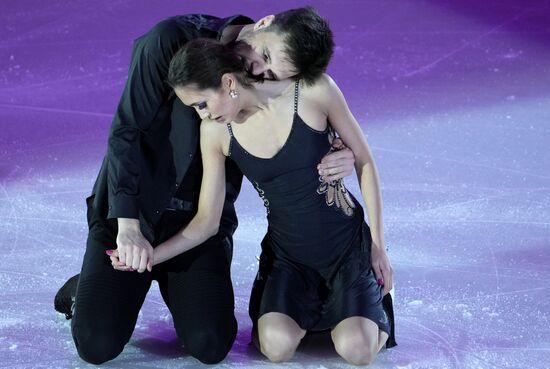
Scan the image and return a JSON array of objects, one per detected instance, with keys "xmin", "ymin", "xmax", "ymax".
[{"xmin": 1, "ymin": 0, "xmax": 549, "ymax": 368}]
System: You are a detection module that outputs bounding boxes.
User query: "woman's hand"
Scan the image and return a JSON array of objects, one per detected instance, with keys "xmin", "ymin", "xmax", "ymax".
[
  {"xmin": 317, "ymin": 138, "xmax": 355, "ymax": 182},
  {"xmin": 371, "ymin": 242, "xmax": 393, "ymax": 296},
  {"xmin": 106, "ymin": 249, "xmax": 134, "ymax": 272},
  {"xmin": 114, "ymin": 218, "xmax": 153, "ymax": 273}
]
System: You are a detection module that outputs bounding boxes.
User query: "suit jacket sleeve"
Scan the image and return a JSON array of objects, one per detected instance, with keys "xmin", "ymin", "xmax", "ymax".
[{"xmin": 106, "ymin": 19, "xmax": 188, "ymax": 219}]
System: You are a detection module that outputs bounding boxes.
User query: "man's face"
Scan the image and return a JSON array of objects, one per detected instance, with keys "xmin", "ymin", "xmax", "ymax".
[{"xmin": 234, "ymin": 29, "xmax": 296, "ymax": 81}]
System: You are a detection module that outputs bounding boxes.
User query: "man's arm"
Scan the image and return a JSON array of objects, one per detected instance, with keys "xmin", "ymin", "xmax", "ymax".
[
  {"xmin": 105, "ymin": 20, "xmax": 188, "ymax": 271},
  {"xmin": 107, "ymin": 20, "xmax": 187, "ymax": 219}
]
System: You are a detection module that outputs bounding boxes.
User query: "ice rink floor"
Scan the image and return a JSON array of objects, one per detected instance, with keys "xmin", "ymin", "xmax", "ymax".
[{"xmin": 1, "ymin": 0, "xmax": 549, "ymax": 368}]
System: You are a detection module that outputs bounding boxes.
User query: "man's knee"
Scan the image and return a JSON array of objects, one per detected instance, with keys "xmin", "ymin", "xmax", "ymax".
[
  {"xmin": 180, "ymin": 315, "xmax": 237, "ymax": 364},
  {"xmin": 72, "ymin": 327, "xmax": 125, "ymax": 365}
]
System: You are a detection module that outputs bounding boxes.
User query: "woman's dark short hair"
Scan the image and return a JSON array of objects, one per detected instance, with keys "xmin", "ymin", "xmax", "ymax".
[
  {"xmin": 167, "ymin": 38, "xmax": 250, "ymax": 90},
  {"xmin": 270, "ymin": 6, "xmax": 334, "ymax": 85}
]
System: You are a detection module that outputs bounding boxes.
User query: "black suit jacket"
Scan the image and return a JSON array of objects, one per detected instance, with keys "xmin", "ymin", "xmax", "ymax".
[{"xmin": 90, "ymin": 14, "xmax": 253, "ymax": 241}]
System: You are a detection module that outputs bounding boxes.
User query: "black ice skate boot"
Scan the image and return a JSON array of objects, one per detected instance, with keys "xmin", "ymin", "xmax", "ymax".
[{"xmin": 54, "ymin": 274, "xmax": 79, "ymax": 320}]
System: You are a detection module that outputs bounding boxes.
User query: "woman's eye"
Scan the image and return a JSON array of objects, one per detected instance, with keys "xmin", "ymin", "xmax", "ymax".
[
  {"xmin": 263, "ymin": 52, "xmax": 268, "ymax": 62},
  {"xmin": 197, "ymin": 102, "xmax": 207, "ymax": 110}
]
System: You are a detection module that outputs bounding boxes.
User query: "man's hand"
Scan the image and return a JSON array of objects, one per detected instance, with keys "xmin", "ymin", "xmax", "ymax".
[
  {"xmin": 115, "ymin": 218, "xmax": 153, "ymax": 273},
  {"xmin": 317, "ymin": 138, "xmax": 355, "ymax": 182},
  {"xmin": 106, "ymin": 249, "xmax": 133, "ymax": 272}
]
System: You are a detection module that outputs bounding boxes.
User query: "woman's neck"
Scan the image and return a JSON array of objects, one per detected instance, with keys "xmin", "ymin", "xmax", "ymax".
[{"xmin": 234, "ymin": 79, "xmax": 294, "ymax": 123}]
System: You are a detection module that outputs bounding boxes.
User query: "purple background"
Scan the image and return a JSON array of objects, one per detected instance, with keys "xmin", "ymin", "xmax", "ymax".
[{"xmin": 1, "ymin": 0, "xmax": 549, "ymax": 368}]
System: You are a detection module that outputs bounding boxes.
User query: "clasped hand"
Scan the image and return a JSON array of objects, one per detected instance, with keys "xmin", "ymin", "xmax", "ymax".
[{"xmin": 108, "ymin": 219, "xmax": 153, "ymax": 273}]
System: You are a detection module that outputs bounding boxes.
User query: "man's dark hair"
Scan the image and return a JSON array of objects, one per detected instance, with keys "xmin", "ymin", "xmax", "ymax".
[
  {"xmin": 167, "ymin": 38, "xmax": 251, "ymax": 90},
  {"xmin": 270, "ymin": 6, "xmax": 334, "ymax": 85}
]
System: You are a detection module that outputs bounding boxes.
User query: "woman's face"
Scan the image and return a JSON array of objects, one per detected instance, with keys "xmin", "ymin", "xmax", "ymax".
[{"xmin": 175, "ymin": 84, "xmax": 240, "ymax": 124}]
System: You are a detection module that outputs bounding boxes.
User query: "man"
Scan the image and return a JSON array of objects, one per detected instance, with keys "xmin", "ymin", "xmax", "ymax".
[{"xmin": 55, "ymin": 7, "xmax": 355, "ymax": 365}]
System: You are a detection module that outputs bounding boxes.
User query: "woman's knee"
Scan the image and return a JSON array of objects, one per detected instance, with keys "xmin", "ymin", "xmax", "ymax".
[
  {"xmin": 259, "ymin": 326, "xmax": 302, "ymax": 363},
  {"xmin": 333, "ymin": 331, "xmax": 379, "ymax": 365}
]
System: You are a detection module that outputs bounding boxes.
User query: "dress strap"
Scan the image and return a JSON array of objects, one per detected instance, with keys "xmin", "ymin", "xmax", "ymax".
[
  {"xmin": 226, "ymin": 122, "xmax": 234, "ymax": 156},
  {"xmin": 293, "ymin": 80, "xmax": 300, "ymax": 113},
  {"xmin": 226, "ymin": 122, "xmax": 234, "ymax": 137}
]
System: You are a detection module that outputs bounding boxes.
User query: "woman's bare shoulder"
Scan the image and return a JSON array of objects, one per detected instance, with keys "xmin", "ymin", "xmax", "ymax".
[
  {"xmin": 200, "ymin": 119, "xmax": 229, "ymax": 144},
  {"xmin": 299, "ymin": 73, "xmax": 340, "ymax": 109},
  {"xmin": 301, "ymin": 73, "xmax": 339, "ymax": 97}
]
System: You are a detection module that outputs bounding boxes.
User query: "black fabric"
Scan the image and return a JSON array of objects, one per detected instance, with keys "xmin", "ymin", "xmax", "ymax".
[
  {"xmin": 228, "ymin": 82, "xmax": 362, "ymax": 273},
  {"xmin": 253, "ymin": 223, "xmax": 391, "ymax": 337},
  {"xmin": 382, "ymin": 292, "xmax": 397, "ymax": 348},
  {"xmin": 233, "ymin": 82, "xmax": 396, "ymax": 345},
  {"xmin": 71, "ymin": 201, "xmax": 236, "ymax": 365},
  {"xmin": 173, "ymin": 133, "xmax": 202, "ymax": 197},
  {"xmin": 53, "ymin": 274, "xmax": 79, "ymax": 319}
]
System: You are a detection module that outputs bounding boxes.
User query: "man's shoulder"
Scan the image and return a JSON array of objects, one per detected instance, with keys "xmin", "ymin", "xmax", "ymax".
[
  {"xmin": 141, "ymin": 14, "xmax": 252, "ymax": 42},
  {"xmin": 135, "ymin": 15, "xmax": 215, "ymax": 46},
  {"xmin": 147, "ymin": 14, "xmax": 217, "ymax": 36},
  {"xmin": 133, "ymin": 14, "xmax": 252, "ymax": 54}
]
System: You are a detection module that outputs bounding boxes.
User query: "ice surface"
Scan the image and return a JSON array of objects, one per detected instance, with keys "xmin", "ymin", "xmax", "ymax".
[{"xmin": 1, "ymin": 0, "xmax": 549, "ymax": 368}]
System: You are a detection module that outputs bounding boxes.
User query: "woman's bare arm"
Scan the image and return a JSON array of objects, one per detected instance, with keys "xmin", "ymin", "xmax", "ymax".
[
  {"xmin": 152, "ymin": 119, "xmax": 227, "ymax": 265},
  {"xmin": 319, "ymin": 74, "xmax": 393, "ymax": 295}
]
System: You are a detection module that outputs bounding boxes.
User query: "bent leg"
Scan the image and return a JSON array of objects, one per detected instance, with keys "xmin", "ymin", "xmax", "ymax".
[
  {"xmin": 331, "ymin": 316, "xmax": 389, "ymax": 365},
  {"xmin": 258, "ymin": 312, "xmax": 306, "ymax": 363},
  {"xmin": 252, "ymin": 255, "xmax": 321, "ymax": 362},
  {"xmin": 71, "ymin": 219, "xmax": 152, "ymax": 365},
  {"xmin": 159, "ymin": 238, "xmax": 237, "ymax": 364}
]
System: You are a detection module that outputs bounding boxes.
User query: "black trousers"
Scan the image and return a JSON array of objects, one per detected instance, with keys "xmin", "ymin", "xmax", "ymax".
[{"xmin": 71, "ymin": 200, "xmax": 237, "ymax": 365}]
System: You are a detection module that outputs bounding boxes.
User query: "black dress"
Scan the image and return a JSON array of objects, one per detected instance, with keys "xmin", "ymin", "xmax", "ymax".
[{"xmin": 227, "ymin": 81, "xmax": 396, "ymax": 347}]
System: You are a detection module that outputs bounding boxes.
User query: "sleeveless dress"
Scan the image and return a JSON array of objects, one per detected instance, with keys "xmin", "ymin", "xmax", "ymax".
[{"xmin": 227, "ymin": 81, "xmax": 396, "ymax": 346}]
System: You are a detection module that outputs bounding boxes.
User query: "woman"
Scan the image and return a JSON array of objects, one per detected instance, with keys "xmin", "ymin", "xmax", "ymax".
[{"xmin": 112, "ymin": 38, "xmax": 396, "ymax": 364}]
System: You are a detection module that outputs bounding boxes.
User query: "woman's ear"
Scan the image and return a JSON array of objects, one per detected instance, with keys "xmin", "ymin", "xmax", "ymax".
[
  {"xmin": 221, "ymin": 73, "xmax": 236, "ymax": 91},
  {"xmin": 253, "ymin": 15, "xmax": 275, "ymax": 31}
]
